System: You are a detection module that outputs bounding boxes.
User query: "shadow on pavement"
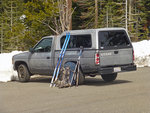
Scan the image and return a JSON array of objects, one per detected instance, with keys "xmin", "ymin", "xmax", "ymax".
[
  {"xmin": 84, "ymin": 77, "xmax": 132, "ymax": 86},
  {"xmin": 30, "ymin": 75, "xmax": 51, "ymax": 83},
  {"xmin": 29, "ymin": 75, "xmax": 132, "ymax": 86}
]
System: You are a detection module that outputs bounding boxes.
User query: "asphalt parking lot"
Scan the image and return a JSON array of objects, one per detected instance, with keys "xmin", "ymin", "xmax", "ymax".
[{"xmin": 0, "ymin": 67, "xmax": 150, "ymax": 113}]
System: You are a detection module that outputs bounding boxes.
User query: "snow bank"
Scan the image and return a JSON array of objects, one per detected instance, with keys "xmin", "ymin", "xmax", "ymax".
[
  {"xmin": 0, "ymin": 40, "xmax": 150, "ymax": 82},
  {"xmin": 0, "ymin": 51, "xmax": 22, "ymax": 82},
  {"xmin": 133, "ymin": 40, "xmax": 150, "ymax": 67}
]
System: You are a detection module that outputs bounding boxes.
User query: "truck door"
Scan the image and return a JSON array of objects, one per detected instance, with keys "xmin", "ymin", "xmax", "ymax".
[
  {"xmin": 28, "ymin": 38, "xmax": 53, "ymax": 75},
  {"xmin": 98, "ymin": 30, "xmax": 133, "ymax": 67}
]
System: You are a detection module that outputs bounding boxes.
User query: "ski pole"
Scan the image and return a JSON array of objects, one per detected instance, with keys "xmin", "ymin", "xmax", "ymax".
[
  {"xmin": 70, "ymin": 46, "xmax": 83, "ymax": 86},
  {"xmin": 76, "ymin": 64, "xmax": 79, "ymax": 86},
  {"xmin": 70, "ymin": 62, "xmax": 78, "ymax": 86},
  {"xmin": 76, "ymin": 46, "xmax": 83, "ymax": 86},
  {"xmin": 50, "ymin": 33, "xmax": 69, "ymax": 87}
]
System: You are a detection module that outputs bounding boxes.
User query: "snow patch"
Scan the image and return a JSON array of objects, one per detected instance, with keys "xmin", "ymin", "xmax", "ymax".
[
  {"xmin": 132, "ymin": 40, "xmax": 150, "ymax": 67},
  {"xmin": 0, "ymin": 51, "xmax": 22, "ymax": 82}
]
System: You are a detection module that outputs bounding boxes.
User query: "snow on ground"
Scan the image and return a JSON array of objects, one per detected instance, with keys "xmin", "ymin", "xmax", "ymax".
[
  {"xmin": 133, "ymin": 40, "xmax": 150, "ymax": 67},
  {"xmin": 0, "ymin": 51, "xmax": 22, "ymax": 82},
  {"xmin": 0, "ymin": 40, "xmax": 150, "ymax": 82}
]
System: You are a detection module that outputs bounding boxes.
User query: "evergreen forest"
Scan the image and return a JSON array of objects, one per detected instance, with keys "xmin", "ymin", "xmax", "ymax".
[{"xmin": 0, "ymin": 0, "xmax": 150, "ymax": 52}]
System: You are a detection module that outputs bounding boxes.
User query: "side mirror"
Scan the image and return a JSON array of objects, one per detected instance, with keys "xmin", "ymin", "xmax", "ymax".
[{"xmin": 29, "ymin": 48, "xmax": 34, "ymax": 53}]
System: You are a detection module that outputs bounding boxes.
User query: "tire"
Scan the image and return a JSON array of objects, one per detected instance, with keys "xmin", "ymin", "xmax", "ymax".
[
  {"xmin": 78, "ymin": 69, "xmax": 85, "ymax": 85},
  {"xmin": 90, "ymin": 75, "xmax": 96, "ymax": 77},
  {"xmin": 17, "ymin": 64, "xmax": 30, "ymax": 82},
  {"xmin": 64, "ymin": 62, "xmax": 85, "ymax": 85},
  {"xmin": 101, "ymin": 73, "xmax": 117, "ymax": 82}
]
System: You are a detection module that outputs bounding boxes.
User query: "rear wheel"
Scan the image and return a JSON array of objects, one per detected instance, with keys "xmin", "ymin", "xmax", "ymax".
[
  {"xmin": 101, "ymin": 73, "xmax": 117, "ymax": 82},
  {"xmin": 17, "ymin": 64, "xmax": 31, "ymax": 82},
  {"xmin": 78, "ymin": 69, "xmax": 85, "ymax": 85}
]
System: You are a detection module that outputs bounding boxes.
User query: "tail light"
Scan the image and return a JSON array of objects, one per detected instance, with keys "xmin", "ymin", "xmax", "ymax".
[
  {"xmin": 133, "ymin": 49, "xmax": 135, "ymax": 62},
  {"xmin": 95, "ymin": 53, "xmax": 100, "ymax": 65}
]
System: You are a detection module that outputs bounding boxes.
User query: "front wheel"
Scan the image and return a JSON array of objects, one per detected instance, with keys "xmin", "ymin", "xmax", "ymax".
[
  {"xmin": 17, "ymin": 64, "xmax": 31, "ymax": 82},
  {"xmin": 101, "ymin": 73, "xmax": 117, "ymax": 82}
]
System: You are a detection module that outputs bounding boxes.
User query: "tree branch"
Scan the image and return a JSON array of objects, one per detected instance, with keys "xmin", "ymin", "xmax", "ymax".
[{"xmin": 36, "ymin": 19, "xmax": 59, "ymax": 35}]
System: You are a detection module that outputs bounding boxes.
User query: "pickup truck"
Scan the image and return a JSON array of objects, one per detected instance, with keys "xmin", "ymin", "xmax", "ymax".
[{"xmin": 12, "ymin": 28, "xmax": 136, "ymax": 83}]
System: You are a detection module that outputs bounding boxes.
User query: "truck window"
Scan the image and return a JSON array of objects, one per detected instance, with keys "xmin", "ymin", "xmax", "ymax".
[
  {"xmin": 34, "ymin": 38, "xmax": 52, "ymax": 52},
  {"xmin": 98, "ymin": 30, "xmax": 130, "ymax": 49},
  {"xmin": 61, "ymin": 34, "xmax": 92, "ymax": 48}
]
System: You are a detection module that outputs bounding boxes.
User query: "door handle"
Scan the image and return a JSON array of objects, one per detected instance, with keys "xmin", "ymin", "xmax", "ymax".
[
  {"xmin": 114, "ymin": 51, "xmax": 119, "ymax": 54},
  {"xmin": 47, "ymin": 57, "xmax": 50, "ymax": 59}
]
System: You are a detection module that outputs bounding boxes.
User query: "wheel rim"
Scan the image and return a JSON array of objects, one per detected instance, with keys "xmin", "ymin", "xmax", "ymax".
[{"xmin": 18, "ymin": 66, "xmax": 26, "ymax": 78}]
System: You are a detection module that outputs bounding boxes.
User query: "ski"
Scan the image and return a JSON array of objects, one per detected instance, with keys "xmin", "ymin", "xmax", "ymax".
[
  {"xmin": 54, "ymin": 33, "xmax": 71, "ymax": 83},
  {"xmin": 50, "ymin": 33, "xmax": 70, "ymax": 87},
  {"xmin": 50, "ymin": 32, "xmax": 70, "ymax": 87}
]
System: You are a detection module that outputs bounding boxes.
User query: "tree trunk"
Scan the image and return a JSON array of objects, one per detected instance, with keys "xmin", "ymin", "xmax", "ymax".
[
  {"xmin": 106, "ymin": 7, "xmax": 109, "ymax": 28},
  {"xmin": 66, "ymin": 0, "xmax": 72, "ymax": 30},
  {"xmin": 125, "ymin": 0, "xmax": 128, "ymax": 31},
  {"xmin": 0, "ymin": 22, "xmax": 3, "ymax": 53},
  {"xmin": 129, "ymin": 0, "xmax": 132, "ymax": 32},
  {"xmin": 58, "ymin": 0, "xmax": 72, "ymax": 33},
  {"xmin": 95, "ymin": 0, "xmax": 98, "ymax": 28}
]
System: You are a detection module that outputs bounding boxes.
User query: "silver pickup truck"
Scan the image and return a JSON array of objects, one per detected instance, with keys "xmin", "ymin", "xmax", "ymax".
[{"xmin": 12, "ymin": 28, "xmax": 136, "ymax": 83}]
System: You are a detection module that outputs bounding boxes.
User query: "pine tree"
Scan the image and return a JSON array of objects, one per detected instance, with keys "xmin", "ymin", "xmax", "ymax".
[
  {"xmin": 138, "ymin": 0, "xmax": 150, "ymax": 40},
  {"xmin": 99, "ymin": 0, "xmax": 127, "ymax": 28},
  {"xmin": 0, "ymin": 0, "xmax": 25, "ymax": 52},
  {"xmin": 24, "ymin": 0, "xmax": 73, "ymax": 35},
  {"xmin": 76, "ymin": 0, "xmax": 95, "ymax": 29}
]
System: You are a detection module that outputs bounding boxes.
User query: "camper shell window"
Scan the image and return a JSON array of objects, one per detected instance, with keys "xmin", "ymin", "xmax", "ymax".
[
  {"xmin": 60, "ymin": 34, "xmax": 92, "ymax": 48},
  {"xmin": 98, "ymin": 30, "xmax": 131, "ymax": 49}
]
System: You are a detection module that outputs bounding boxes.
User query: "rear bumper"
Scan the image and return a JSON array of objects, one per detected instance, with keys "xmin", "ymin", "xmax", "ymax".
[{"xmin": 98, "ymin": 64, "xmax": 137, "ymax": 74}]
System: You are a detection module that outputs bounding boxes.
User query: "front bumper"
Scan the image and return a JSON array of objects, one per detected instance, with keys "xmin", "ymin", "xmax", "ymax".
[{"xmin": 98, "ymin": 64, "xmax": 137, "ymax": 74}]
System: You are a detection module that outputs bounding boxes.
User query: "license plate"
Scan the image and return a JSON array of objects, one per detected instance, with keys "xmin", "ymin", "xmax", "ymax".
[{"xmin": 114, "ymin": 67, "xmax": 121, "ymax": 72}]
